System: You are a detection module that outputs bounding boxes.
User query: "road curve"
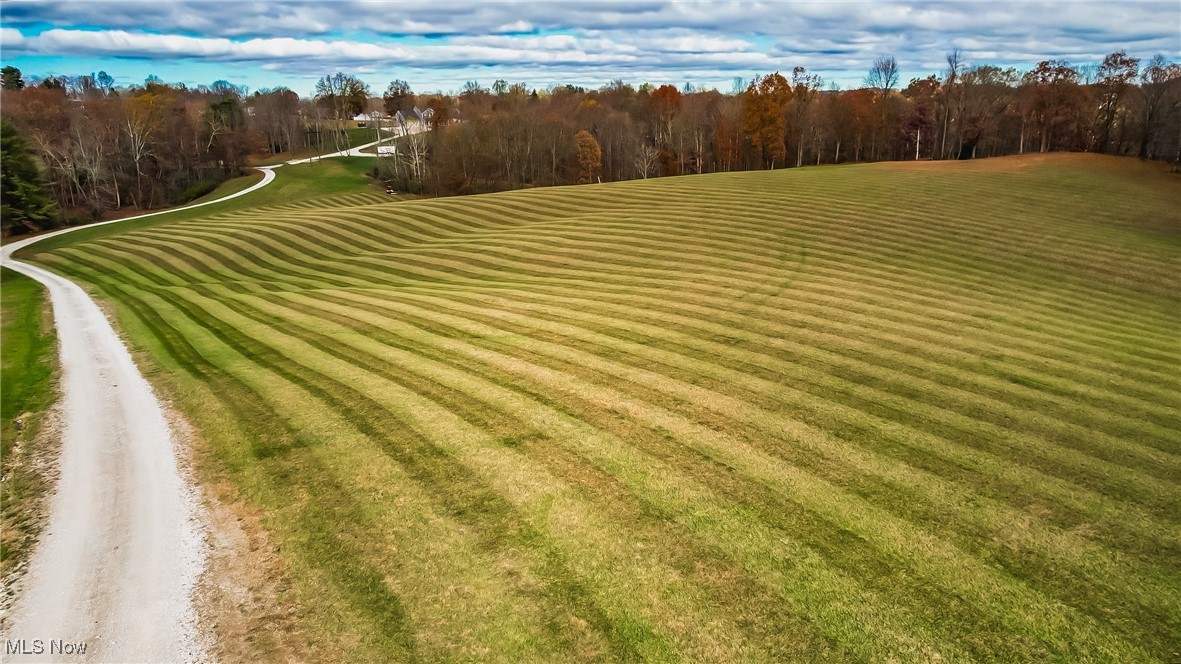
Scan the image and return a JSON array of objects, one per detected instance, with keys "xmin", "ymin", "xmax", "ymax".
[
  {"xmin": 0, "ymin": 168, "xmax": 279, "ymax": 661},
  {"xmin": 0, "ymin": 129, "xmax": 417, "ymax": 659}
]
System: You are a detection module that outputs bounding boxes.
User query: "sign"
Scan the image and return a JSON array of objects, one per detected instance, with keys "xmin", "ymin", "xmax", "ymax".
[{"xmin": 377, "ymin": 145, "xmax": 397, "ymax": 155}]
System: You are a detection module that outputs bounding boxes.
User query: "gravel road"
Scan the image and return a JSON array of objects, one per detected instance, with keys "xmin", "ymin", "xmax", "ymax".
[
  {"xmin": 0, "ymin": 129, "xmax": 417, "ymax": 659},
  {"xmin": 0, "ymin": 168, "xmax": 276, "ymax": 662}
]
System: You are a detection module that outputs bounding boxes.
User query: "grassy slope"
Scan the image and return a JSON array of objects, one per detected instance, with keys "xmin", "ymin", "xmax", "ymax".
[
  {"xmin": 252, "ymin": 128, "xmax": 380, "ymax": 166},
  {"xmin": 1, "ymin": 267, "xmax": 57, "ymax": 570},
  {"xmin": 1, "ymin": 268, "xmax": 55, "ymax": 455},
  {"xmin": 20, "ymin": 158, "xmax": 380, "ymax": 257},
  {"xmin": 28, "ymin": 154, "xmax": 1181, "ymax": 662}
]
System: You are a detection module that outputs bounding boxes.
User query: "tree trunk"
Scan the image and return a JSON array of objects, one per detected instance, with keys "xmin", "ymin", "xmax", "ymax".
[{"xmin": 940, "ymin": 105, "xmax": 949, "ymax": 159}]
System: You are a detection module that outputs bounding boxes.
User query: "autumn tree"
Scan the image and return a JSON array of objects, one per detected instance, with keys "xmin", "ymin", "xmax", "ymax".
[
  {"xmin": 790, "ymin": 66, "xmax": 823, "ymax": 166},
  {"xmin": 575, "ymin": 130, "xmax": 602, "ymax": 183},
  {"xmin": 903, "ymin": 76, "xmax": 940, "ymax": 159},
  {"xmin": 124, "ymin": 88, "xmax": 169, "ymax": 206},
  {"xmin": 904, "ymin": 103, "xmax": 935, "ymax": 160},
  {"xmin": 741, "ymin": 73, "xmax": 790, "ymax": 168},
  {"xmin": 5, "ymin": 51, "xmax": 1170, "ymax": 212},
  {"xmin": 1135, "ymin": 55, "xmax": 1181, "ymax": 159},
  {"xmin": 712, "ymin": 108, "xmax": 742, "ymax": 172},
  {"xmin": 315, "ymin": 72, "xmax": 370, "ymax": 149},
  {"xmin": 649, "ymin": 84, "xmax": 683, "ymax": 149},
  {"xmin": 252, "ymin": 87, "xmax": 301, "ymax": 153},
  {"xmin": 864, "ymin": 56, "xmax": 901, "ymax": 159},
  {"xmin": 315, "ymin": 72, "xmax": 369, "ymax": 119},
  {"xmin": 679, "ymin": 90, "xmax": 717, "ymax": 174},
  {"xmin": 957, "ymin": 66, "xmax": 1017, "ymax": 158},
  {"xmin": 1093, "ymin": 51, "xmax": 1140, "ymax": 153},
  {"xmin": 426, "ymin": 97, "xmax": 450, "ymax": 130},
  {"xmin": 1024, "ymin": 60, "xmax": 1084, "ymax": 152}
]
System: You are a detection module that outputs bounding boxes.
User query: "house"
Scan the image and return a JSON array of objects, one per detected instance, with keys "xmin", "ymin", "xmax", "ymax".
[{"xmin": 412, "ymin": 105, "xmax": 434, "ymax": 125}]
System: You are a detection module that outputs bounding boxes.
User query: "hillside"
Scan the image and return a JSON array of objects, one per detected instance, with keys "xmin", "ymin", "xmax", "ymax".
[{"xmin": 24, "ymin": 153, "xmax": 1181, "ymax": 662}]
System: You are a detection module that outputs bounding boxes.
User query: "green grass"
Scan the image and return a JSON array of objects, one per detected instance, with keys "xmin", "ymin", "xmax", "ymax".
[
  {"xmin": 252, "ymin": 128, "xmax": 382, "ymax": 166},
  {"xmin": 20, "ymin": 158, "xmax": 382, "ymax": 256},
  {"xmin": 1, "ymin": 268, "xmax": 55, "ymax": 457},
  {"xmin": 1, "ymin": 267, "xmax": 57, "ymax": 569},
  {"xmin": 27, "ymin": 153, "xmax": 1181, "ymax": 662},
  {"xmin": 247, "ymin": 157, "xmax": 383, "ymax": 207}
]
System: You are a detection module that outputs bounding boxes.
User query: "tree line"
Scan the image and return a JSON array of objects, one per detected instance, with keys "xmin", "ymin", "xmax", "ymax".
[
  {"xmin": 415, "ymin": 51, "xmax": 1180, "ymax": 196},
  {"xmin": 0, "ymin": 67, "xmax": 372, "ymax": 235},
  {"xmin": 1, "ymin": 49, "xmax": 1179, "ymax": 236}
]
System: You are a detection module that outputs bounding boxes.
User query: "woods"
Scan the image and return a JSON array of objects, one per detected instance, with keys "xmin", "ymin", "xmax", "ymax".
[
  {"xmin": 1, "ymin": 75, "xmax": 260, "ymax": 226},
  {"xmin": 398, "ymin": 50, "xmax": 1180, "ymax": 196},
  {"xmin": 2, "ymin": 49, "xmax": 1179, "ymax": 236}
]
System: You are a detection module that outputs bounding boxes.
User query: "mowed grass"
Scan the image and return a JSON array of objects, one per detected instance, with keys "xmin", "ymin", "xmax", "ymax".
[
  {"xmin": 1, "ymin": 267, "xmax": 57, "ymax": 570},
  {"xmin": 23, "ymin": 153, "xmax": 1181, "ymax": 662},
  {"xmin": 252, "ymin": 127, "xmax": 384, "ymax": 166},
  {"xmin": 25, "ymin": 158, "xmax": 383, "ymax": 255}
]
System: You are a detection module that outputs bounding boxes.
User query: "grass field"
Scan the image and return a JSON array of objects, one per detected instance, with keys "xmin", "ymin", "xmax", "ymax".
[
  {"xmin": 1, "ymin": 267, "xmax": 57, "ymax": 572},
  {"xmin": 25, "ymin": 158, "xmax": 383, "ymax": 256},
  {"xmin": 20, "ymin": 153, "xmax": 1181, "ymax": 662},
  {"xmin": 252, "ymin": 128, "xmax": 383, "ymax": 166}
]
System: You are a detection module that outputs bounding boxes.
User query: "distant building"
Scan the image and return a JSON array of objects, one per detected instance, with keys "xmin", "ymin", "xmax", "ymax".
[{"xmin": 413, "ymin": 105, "xmax": 435, "ymax": 125}]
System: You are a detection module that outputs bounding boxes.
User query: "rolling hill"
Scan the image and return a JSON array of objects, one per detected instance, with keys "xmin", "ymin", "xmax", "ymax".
[{"xmin": 22, "ymin": 153, "xmax": 1181, "ymax": 662}]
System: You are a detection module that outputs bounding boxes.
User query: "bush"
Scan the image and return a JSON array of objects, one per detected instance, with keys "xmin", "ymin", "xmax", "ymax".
[{"xmin": 178, "ymin": 179, "xmax": 220, "ymax": 203}]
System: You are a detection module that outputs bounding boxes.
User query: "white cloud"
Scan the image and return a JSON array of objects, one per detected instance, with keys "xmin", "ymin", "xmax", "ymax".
[
  {"xmin": 8, "ymin": 28, "xmax": 779, "ymax": 71},
  {"xmin": 4, "ymin": 1, "xmax": 1176, "ymax": 42},
  {"xmin": 0, "ymin": 27, "xmax": 26, "ymax": 48},
  {"xmin": 1, "ymin": 1, "xmax": 1177, "ymax": 88}
]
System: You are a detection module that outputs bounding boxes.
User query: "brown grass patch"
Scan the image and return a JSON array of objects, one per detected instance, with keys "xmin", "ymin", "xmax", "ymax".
[{"xmin": 166, "ymin": 404, "xmax": 307, "ymax": 663}]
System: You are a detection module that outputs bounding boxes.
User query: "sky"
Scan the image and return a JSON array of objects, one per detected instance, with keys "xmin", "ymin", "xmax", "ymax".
[{"xmin": 1, "ymin": 1, "xmax": 1178, "ymax": 96}]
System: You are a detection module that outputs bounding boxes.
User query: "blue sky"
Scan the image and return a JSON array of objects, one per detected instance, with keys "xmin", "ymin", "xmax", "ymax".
[{"xmin": 1, "ymin": 1, "xmax": 1178, "ymax": 96}]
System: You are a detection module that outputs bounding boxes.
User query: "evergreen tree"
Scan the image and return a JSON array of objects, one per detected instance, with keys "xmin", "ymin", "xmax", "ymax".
[
  {"xmin": 1, "ymin": 66, "xmax": 24, "ymax": 91},
  {"xmin": 1, "ymin": 120, "xmax": 58, "ymax": 237}
]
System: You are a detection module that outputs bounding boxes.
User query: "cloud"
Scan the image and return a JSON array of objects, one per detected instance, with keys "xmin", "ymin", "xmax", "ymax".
[
  {"xmin": 1, "ymin": 1, "xmax": 1177, "ymax": 88},
  {"xmin": 5, "ymin": 1, "xmax": 1177, "ymax": 42},
  {"xmin": 6, "ymin": 27, "xmax": 785, "ymax": 75},
  {"xmin": 0, "ymin": 27, "xmax": 25, "ymax": 48}
]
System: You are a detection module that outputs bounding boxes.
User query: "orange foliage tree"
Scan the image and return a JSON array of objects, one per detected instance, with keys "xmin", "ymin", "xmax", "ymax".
[{"xmin": 575, "ymin": 129, "xmax": 602, "ymax": 183}]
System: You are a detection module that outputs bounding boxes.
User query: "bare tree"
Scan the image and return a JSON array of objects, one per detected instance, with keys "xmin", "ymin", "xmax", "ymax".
[
  {"xmin": 790, "ymin": 66, "xmax": 822, "ymax": 166},
  {"xmin": 866, "ymin": 56, "xmax": 899, "ymax": 160},
  {"xmin": 941, "ymin": 49, "xmax": 964, "ymax": 159},
  {"xmin": 867, "ymin": 56, "xmax": 899, "ymax": 94},
  {"xmin": 634, "ymin": 144, "xmax": 659, "ymax": 178},
  {"xmin": 315, "ymin": 72, "xmax": 370, "ymax": 149}
]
